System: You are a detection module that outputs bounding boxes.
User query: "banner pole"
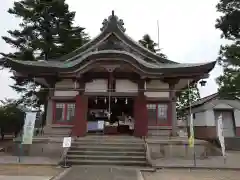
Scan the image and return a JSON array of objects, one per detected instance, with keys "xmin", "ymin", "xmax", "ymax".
[
  {"xmin": 61, "ymin": 137, "xmax": 71, "ymax": 168},
  {"xmin": 188, "ymin": 80, "xmax": 196, "ymax": 167},
  {"xmin": 18, "ymin": 143, "xmax": 22, "ymax": 163}
]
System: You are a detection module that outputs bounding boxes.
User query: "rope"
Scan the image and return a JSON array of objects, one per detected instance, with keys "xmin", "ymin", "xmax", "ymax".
[{"xmin": 25, "ymin": 87, "xmax": 190, "ymax": 92}]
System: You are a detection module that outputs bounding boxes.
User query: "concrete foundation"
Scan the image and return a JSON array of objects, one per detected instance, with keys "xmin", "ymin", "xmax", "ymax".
[
  {"xmin": 146, "ymin": 138, "xmax": 222, "ymax": 160},
  {"xmin": 13, "ymin": 137, "xmax": 64, "ymax": 159}
]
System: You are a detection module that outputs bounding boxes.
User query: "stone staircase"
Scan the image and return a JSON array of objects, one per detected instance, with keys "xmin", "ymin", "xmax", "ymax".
[{"xmin": 64, "ymin": 135, "xmax": 147, "ymax": 166}]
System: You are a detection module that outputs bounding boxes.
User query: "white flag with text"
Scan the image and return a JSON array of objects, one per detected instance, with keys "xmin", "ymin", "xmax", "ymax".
[
  {"xmin": 22, "ymin": 112, "xmax": 37, "ymax": 144},
  {"xmin": 217, "ymin": 113, "xmax": 225, "ymax": 157}
]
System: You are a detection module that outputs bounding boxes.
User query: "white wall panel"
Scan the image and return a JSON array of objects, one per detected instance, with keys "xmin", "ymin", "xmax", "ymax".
[
  {"xmin": 205, "ymin": 110, "xmax": 215, "ymax": 126},
  {"xmin": 85, "ymin": 79, "xmax": 108, "ymax": 92},
  {"xmin": 146, "ymin": 80, "xmax": 169, "ymax": 89},
  {"xmin": 54, "ymin": 91, "xmax": 78, "ymax": 97},
  {"xmin": 145, "ymin": 80, "xmax": 169, "ymax": 98},
  {"xmin": 193, "ymin": 111, "xmax": 206, "ymax": 126},
  {"xmin": 55, "ymin": 79, "xmax": 76, "ymax": 88},
  {"xmin": 144, "ymin": 92, "xmax": 169, "ymax": 98},
  {"xmin": 115, "ymin": 79, "xmax": 138, "ymax": 92}
]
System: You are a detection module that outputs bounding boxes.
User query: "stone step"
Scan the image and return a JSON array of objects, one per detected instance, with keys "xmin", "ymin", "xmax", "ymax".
[
  {"xmin": 68, "ymin": 150, "xmax": 145, "ymax": 156},
  {"xmin": 75, "ymin": 139, "xmax": 144, "ymax": 143},
  {"xmin": 44, "ymin": 133, "xmax": 68, "ymax": 136},
  {"xmin": 67, "ymin": 154, "xmax": 146, "ymax": 161},
  {"xmin": 148, "ymin": 126, "xmax": 171, "ymax": 130},
  {"xmin": 81, "ymin": 135, "xmax": 137, "ymax": 138},
  {"xmin": 66, "ymin": 159, "xmax": 147, "ymax": 166},
  {"xmin": 148, "ymin": 130, "xmax": 170, "ymax": 136},
  {"xmin": 72, "ymin": 141, "xmax": 144, "ymax": 146},
  {"xmin": 70, "ymin": 145, "xmax": 145, "ymax": 152},
  {"xmin": 63, "ymin": 135, "xmax": 147, "ymax": 167},
  {"xmin": 76, "ymin": 136, "xmax": 143, "ymax": 142}
]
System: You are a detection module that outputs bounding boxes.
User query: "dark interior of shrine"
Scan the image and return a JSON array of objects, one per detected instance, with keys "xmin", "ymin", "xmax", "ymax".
[{"xmin": 87, "ymin": 96, "xmax": 134, "ymax": 124}]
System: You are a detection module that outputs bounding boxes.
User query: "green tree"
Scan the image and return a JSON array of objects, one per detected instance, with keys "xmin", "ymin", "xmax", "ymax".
[
  {"xmin": 176, "ymin": 84, "xmax": 200, "ymax": 120},
  {"xmin": 215, "ymin": 0, "xmax": 240, "ymax": 98},
  {"xmin": 1, "ymin": 0, "xmax": 89, "ymax": 125},
  {"xmin": 0, "ymin": 99, "xmax": 25, "ymax": 140},
  {"xmin": 139, "ymin": 34, "xmax": 167, "ymax": 58}
]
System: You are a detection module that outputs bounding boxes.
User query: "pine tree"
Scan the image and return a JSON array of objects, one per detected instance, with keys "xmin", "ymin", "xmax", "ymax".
[
  {"xmin": 215, "ymin": 0, "xmax": 240, "ymax": 98},
  {"xmin": 1, "ymin": 0, "xmax": 89, "ymax": 125},
  {"xmin": 139, "ymin": 34, "xmax": 167, "ymax": 58}
]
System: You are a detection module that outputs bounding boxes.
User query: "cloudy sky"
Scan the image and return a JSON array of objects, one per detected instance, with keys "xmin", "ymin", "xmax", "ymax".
[{"xmin": 0, "ymin": 0, "xmax": 224, "ymax": 100}]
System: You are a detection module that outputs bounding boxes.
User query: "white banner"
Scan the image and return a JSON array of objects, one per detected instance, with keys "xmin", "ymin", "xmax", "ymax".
[
  {"xmin": 189, "ymin": 113, "xmax": 194, "ymax": 147},
  {"xmin": 22, "ymin": 112, "xmax": 37, "ymax": 144},
  {"xmin": 217, "ymin": 113, "xmax": 226, "ymax": 157}
]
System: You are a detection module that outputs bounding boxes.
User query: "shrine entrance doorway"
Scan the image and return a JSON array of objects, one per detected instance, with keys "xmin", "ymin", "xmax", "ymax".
[{"xmin": 87, "ymin": 96, "xmax": 134, "ymax": 135}]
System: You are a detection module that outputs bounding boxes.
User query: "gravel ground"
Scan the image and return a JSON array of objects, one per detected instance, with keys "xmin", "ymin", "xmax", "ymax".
[
  {"xmin": 0, "ymin": 165, "xmax": 62, "ymax": 176},
  {"xmin": 143, "ymin": 169, "xmax": 240, "ymax": 180}
]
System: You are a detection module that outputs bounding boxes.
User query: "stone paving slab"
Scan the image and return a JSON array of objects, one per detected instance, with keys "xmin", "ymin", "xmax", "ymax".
[
  {"xmin": 0, "ymin": 176, "xmax": 52, "ymax": 180},
  {"xmin": 60, "ymin": 166, "xmax": 138, "ymax": 180},
  {"xmin": 0, "ymin": 156, "xmax": 58, "ymax": 165},
  {"xmin": 0, "ymin": 165, "xmax": 62, "ymax": 176},
  {"xmin": 153, "ymin": 154, "xmax": 240, "ymax": 169},
  {"xmin": 143, "ymin": 169, "xmax": 240, "ymax": 180}
]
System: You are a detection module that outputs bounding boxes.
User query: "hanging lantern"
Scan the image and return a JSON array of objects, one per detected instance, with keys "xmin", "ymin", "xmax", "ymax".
[
  {"xmin": 125, "ymin": 98, "xmax": 128, "ymax": 104},
  {"xmin": 115, "ymin": 98, "xmax": 117, "ymax": 103},
  {"xmin": 104, "ymin": 97, "xmax": 107, "ymax": 104},
  {"xmin": 199, "ymin": 80, "xmax": 206, "ymax": 87}
]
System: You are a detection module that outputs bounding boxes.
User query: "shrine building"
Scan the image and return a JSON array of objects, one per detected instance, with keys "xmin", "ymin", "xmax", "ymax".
[{"xmin": 3, "ymin": 11, "xmax": 216, "ymax": 138}]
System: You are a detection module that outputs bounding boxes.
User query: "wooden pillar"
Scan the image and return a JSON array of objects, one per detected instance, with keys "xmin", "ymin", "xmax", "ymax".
[
  {"xmin": 108, "ymin": 72, "xmax": 113, "ymax": 92},
  {"xmin": 44, "ymin": 76, "xmax": 58, "ymax": 128},
  {"xmin": 75, "ymin": 77, "xmax": 85, "ymax": 95},
  {"xmin": 72, "ymin": 78, "xmax": 88, "ymax": 137},
  {"xmin": 134, "ymin": 79, "xmax": 148, "ymax": 137},
  {"xmin": 72, "ymin": 95, "xmax": 88, "ymax": 137},
  {"xmin": 168, "ymin": 79, "xmax": 179, "ymax": 136}
]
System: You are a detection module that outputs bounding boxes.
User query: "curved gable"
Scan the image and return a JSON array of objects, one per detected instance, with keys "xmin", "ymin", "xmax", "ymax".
[{"xmin": 47, "ymin": 11, "xmax": 177, "ymax": 64}]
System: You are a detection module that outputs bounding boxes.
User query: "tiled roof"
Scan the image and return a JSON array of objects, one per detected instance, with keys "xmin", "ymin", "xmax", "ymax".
[
  {"xmin": 190, "ymin": 93, "xmax": 218, "ymax": 108},
  {"xmin": 1, "ymin": 11, "xmax": 217, "ymax": 76}
]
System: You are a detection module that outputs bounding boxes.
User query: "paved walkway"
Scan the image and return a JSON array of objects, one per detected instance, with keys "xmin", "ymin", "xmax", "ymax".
[
  {"xmin": 153, "ymin": 151, "xmax": 240, "ymax": 169},
  {"xmin": 143, "ymin": 169, "xmax": 240, "ymax": 180},
  {"xmin": 0, "ymin": 176, "xmax": 52, "ymax": 180},
  {"xmin": 0, "ymin": 156, "xmax": 58, "ymax": 165},
  {"xmin": 59, "ymin": 166, "xmax": 139, "ymax": 180}
]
